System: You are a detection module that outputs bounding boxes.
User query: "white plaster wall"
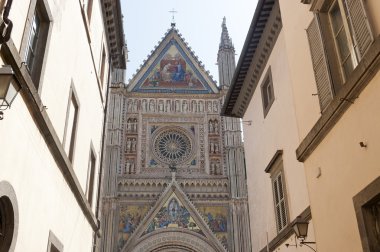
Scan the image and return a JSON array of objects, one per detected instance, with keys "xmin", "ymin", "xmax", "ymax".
[
  {"xmin": 0, "ymin": 0, "xmax": 109, "ymax": 250},
  {"xmin": 0, "ymin": 100, "xmax": 93, "ymax": 251},
  {"xmin": 304, "ymin": 71, "xmax": 380, "ymax": 252},
  {"xmin": 243, "ymin": 32, "xmax": 312, "ymax": 252}
]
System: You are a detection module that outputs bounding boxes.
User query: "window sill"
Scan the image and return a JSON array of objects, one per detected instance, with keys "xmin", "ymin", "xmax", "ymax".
[
  {"xmin": 296, "ymin": 35, "xmax": 380, "ymax": 162},
  {"xmin": 259, "ymin": 206, "xmax": 312, "ymax": 252}
]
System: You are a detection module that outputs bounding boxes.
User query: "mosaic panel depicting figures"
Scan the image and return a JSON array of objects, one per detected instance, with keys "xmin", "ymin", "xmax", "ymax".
[
  {"xmin": 118, "ymin": 205, "xmax": 150, "ymax": 250},
  {"xmin": 141, "ymin": 45, "xmax": 207, "ymax": 91},
  {"xmin": 198, "ymin": 206, "xmax": 229, "ymax": 248},
  {"xmin": 143, "ymin": 193, "xmax": 204, "ymax": 236}
]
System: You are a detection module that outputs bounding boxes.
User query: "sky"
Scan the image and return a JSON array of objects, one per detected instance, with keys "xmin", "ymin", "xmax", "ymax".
[{"xmin": 120, "ymin": 0, "xmax": 258, "ymax": 85}]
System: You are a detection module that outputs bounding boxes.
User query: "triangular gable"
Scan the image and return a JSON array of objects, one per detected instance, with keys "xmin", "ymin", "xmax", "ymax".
[
  {"xmin": 127, "ymin": 27, "xmax": 219, "ymax": 94},
  {"xmin": 142, "ymin": 192, "xmax": 204, "ymax": 236},
  {"xmin": 121, "ymin": 178, "xmax": 226, "ymax": 252}
]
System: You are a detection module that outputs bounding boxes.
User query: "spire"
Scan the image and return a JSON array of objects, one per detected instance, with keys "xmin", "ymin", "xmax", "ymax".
[
  {"xmin": 220, "ymin": 17, "xmax": 234, "ymax": 49},
  {"xmin": 217, "ymin": 17, "xmax": 236, "ymax": 88}
]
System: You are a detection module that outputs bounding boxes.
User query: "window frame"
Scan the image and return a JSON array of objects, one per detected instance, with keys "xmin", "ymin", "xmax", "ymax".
[
  {"xmin": 353, "ymin": 177, "xmax": 380, "ymax": 252},
  {"xmin": 62, "ymin": 82, "xmax": 80, "ymax": 163},
  {"xmin": 307, "ymin": 0, "xmax": 374, "ymax": 112},
  {"xmin": 0, "ymin": 181, "xmax": 18, "ymax": 252},
  {"xmin": 86, "ymin": 143, "xmax": 97, "ymax": 207},
  {"xmin": 260, "ymin": 67, "xmax": 275, "ymax": 118},
  {"xmin": 99, "ymin": 46, "xmax": 107, "ymax": 89},
  {"xmin": 328, "ymin": 0, "xmax": 356, "ymax": 82},
  {"xmin": 47, "ymin": 231, "xmax": 63, "ymax": 252},
  {"xmin": 20, "ymin": 0, "xmax": 53, "ymax": 92},
  {"xmin": 86, "ymin": 0, "xmax": 93, "ymax": 23},
  {"xmin": 267, "ymin": 151, "xmax": 289, "ymax": 233}
]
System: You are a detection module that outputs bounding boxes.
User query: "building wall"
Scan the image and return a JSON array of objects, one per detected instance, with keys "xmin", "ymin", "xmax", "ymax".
[
  {"xmin": 281, "ymin": 1, "xmax": 380, "ymax": 251},
  {"xmin": 243, "ymin": 31, "xmax": 313, "ymax": 252},
  {"xmin": 0, "ymin": 0, "xmax": 113, "ymax": 250},
  {"xmin": 303, "ymin": 61, "xmax": 380, "ymax": 252}
]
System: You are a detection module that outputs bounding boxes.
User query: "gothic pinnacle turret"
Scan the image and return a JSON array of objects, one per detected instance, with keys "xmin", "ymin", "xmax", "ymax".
[
  {"xmin": 220, "ymin": 17, "xmax": 234, "ymax": 49},
  {"xmin": 217, "ymin": 17, "xmax": 236, "ymax": 89}
]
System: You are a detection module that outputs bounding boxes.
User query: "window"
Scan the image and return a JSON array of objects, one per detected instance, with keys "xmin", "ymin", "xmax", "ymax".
[
  {"xmin": 86, "ymin": 0, "xmax": 93, "ymax": 23},
  {"xmin": 63, "ymin": 85, "xmax": 80, "ymax": 162},
  {"xmin": 272, "ymin": 171, "xmax": 288, "ymax": 232},
  {"xmin": 100, "ymin": 47, "xmax": 106, "ymax": 88},
  {"xmin": 0, "ymin": 181, "xmax": 18, "ymax": 252},
  {"xmin": 0, "ymin": 196, "xmax": 14, "ymax": 252},
  {"xmin": 47, "ymin": 231, "xmax": 63, "ymax": 252},
  {"xmin": 86, "ymin": 146, "xmax": 96, "ymax": 207},
  {"xmin": 260, "ymin": 68, "xmax": 274, "ymax": 117},
  {"xmin": 266, "ymin": 151, "xmax": 289, "ymax": 233},
  {"xmin": 306, "ymin": 0, "xmax": 373, "ymax": 111},
  {"xmin": 353, "ymin": 177, "xmax": 380, "ymax": 252},
  {"xmin": 22, "ymin": 0, "xmax": 52, "ymax": 89},
  {"xmin": 329, "ymin": 1, "xmax": 354, "ymax": 80}
]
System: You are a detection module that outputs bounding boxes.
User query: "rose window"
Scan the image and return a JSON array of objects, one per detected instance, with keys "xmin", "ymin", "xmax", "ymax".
[{"xmin": 152, "ymin": 127, "xmax": 194, "ymax": 165}]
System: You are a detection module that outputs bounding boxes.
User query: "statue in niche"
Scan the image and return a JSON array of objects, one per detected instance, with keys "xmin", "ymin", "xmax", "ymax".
[
  {"xmin": 131, "ymin": 139, "xmax": 136, "ymax": 152},
  {"xmin": 126, "ymin": 119, "xmax": 132, "ymax": 132},
  {"xmin": 158, "ymin": 100, "xmax": 164, "ymax": 112},
  {"xmin": 209, "ymin": 120, "xmax": 213, "ymax": 133},
  {"xmin": 142, "ymin": 99, "xmax": 147, "ymax": 112},
  {"xmin": 210, "ymin": 142, "xmax": 215, "ymax": 154},
  {"xmin": 127, "ymin": 100, "xmax": 133, "ymax": 112},
  {"xmin": 134, "ymin": 119, "xmax": 138, "ymax": 132},
  {"xmin": 213, "ymin": 101, "xmax": 218, "ymax": 112},
  {"xmin": 166, "ymin": 100, "xmax": 171, "ymax": 112},
  {"xmin": 131, "ymin": 160, "xmax": 135, "ymax": 174},
  {"xmin": 126, "ymin": 138, "xmax": 132, "ymax": 153},
  {"xmin": 215, "ymin": 142, "xmax": 219, "ymax": 153},
  {"xmin": 133, "ymin": 100, "xmax": 138, "ymax": 112},
  {"xmin": 191, "ymin": 100, "xmax": 197, "ymax": 112},
  {"xmin": 125, "ymin": 160, "xmax": 131, "ymax": 174},
  {"xmin": 182, "ymin": 100, "xmax": 188, "ymax": 112},
  {"xmin": 199, "ymin": 101, "xmax": 204, "ymax": 112},
  {"xmin": 214, "ymin": 120, "xmax": 219, "ymax": 134},
  {"xmin": 175, "ymin": 100, "xmax": 180, "ymax": 112},
  {"xmin": 149, "ymin": 100, "xmax": 155, "ymax": 112},
  {"xmin": 207, "ymin": 101, "xmax": 212, "ymax": 112}
]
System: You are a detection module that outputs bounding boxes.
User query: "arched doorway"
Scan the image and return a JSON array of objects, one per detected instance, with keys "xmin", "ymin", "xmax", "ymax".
[{"xmin": 127, "ymin": 228, "xmax": 220, "ymax": 252}]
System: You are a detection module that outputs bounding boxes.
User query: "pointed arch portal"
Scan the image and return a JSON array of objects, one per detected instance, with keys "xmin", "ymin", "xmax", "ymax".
[{"xmin": 126, "ymin": 229, "xmax": 219, "ymax": 252}]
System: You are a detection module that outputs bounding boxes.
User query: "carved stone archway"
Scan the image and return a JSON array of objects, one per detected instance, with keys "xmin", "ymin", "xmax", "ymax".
[{"xmin": 127, "ymin": 229, "xmax": 219, "ymax": 252}]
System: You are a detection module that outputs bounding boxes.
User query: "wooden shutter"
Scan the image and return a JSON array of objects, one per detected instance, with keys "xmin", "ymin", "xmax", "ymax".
[
  {"xmin": 344, "ymin": 0, "xmax": 374, "ymax": 60},
  {"xmin": 306, "ymin": 15, "xmax": 333, "ymax": 112},
  {"xmin": 273, "ymin": 173, "xmax": 288, "ymax": 232}
]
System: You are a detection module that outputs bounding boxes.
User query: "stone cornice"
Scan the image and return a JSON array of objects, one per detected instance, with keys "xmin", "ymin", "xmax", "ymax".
[
  {"xmin": 101, "ymin": 0, "xmax": 126, "ymax": 69},
  {"xmin": 222, "ymin": 0, "xmax": 282, "ymax": 118}
]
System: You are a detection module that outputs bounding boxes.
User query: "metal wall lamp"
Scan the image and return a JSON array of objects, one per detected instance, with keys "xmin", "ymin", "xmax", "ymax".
[
  {"xmin": 286, "ymin": 216, "xmax": 317, "ymax": 251},
  {"xmin": 0, "ymin": 65, "xmax": 21, "ymax": 120}
]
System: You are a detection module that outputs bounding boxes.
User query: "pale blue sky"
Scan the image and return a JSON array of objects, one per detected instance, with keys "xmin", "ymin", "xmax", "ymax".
[{"xmin": 120, "ymin": 0, "xmax": 258, "ymax": 85}]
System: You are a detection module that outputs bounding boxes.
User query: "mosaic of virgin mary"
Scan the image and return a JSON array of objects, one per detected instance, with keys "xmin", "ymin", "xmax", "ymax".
[{"xmin": 142, "ymin": 46, "xmax": 204, "ymax": 89}]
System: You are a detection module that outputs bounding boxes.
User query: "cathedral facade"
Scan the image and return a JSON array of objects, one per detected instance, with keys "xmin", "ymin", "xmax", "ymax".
[{"xmin": 100, "ymin": 19, "xmax": 251, "ymax": 252}]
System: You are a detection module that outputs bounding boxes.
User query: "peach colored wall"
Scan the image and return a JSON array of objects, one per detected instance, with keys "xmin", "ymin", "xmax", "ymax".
[
  {"xmin": 243, "ymin": 31, "xmax": 313, "ymax": 252},
  {"xmin": 304, "ymin": 71, "xmax": 380, "ymax": 252},
  {"xmin": 277, "ymin": 1, "xmax": 380, "ymax": 251}
]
